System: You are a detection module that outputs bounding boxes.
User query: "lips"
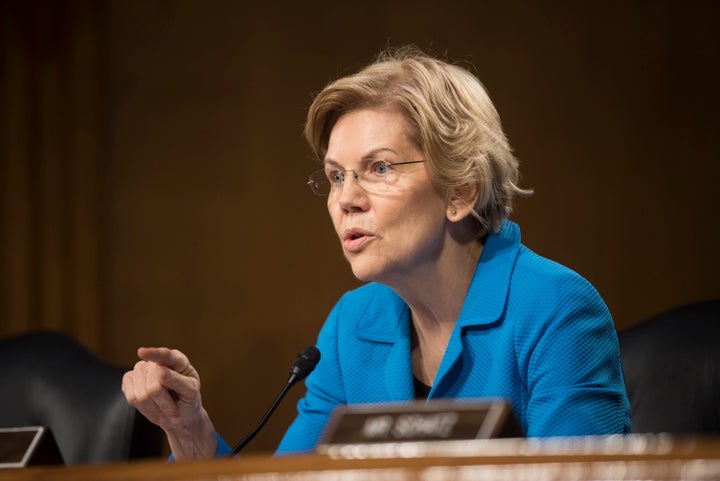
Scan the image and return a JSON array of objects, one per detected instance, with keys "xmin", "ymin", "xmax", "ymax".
[{"xmin": 342, "ymin": 228, "xmax": 376, "ymax": 253}]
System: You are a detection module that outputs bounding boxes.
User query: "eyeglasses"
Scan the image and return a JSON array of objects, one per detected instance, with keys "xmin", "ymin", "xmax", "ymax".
[{"xmin": 307, "ymin": 160, "xmax": 426, "ymax": 196}]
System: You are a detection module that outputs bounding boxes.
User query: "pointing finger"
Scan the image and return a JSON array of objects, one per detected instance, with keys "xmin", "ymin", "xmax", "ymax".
[{"xmin": 137, "ymin": 347, "xmax": 198, "ymax": 378}]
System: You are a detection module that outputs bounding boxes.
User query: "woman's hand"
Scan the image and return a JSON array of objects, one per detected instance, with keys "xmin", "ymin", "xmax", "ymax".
[{"xmin": 122, "ymin": 347, "xmax": 218, "ymax": 460}]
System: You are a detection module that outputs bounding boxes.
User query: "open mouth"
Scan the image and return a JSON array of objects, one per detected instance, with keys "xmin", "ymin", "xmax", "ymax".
[
  {"xmin": 343, "ymin": 228, "xmax": 371, "ymax": 241},
  {"xmin": 342, "ymin": 228, "xmax": 374, "ymax": 252}
]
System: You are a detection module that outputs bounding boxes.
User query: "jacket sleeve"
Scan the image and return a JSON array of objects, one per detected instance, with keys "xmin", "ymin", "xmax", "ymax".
[{"xmin": 515, "ymin": 269, "xmax": 631, "ymax": 436}]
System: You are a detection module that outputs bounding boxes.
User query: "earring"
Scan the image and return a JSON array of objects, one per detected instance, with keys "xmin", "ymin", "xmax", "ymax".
[{"xmin": 449, "ymin": 209, "xmax": 457, "ymax": 216}]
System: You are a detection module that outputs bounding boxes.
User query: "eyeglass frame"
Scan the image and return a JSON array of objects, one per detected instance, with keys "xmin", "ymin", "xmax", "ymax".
[{"xmin": 307, "ymin": 160, "xmax": 427, "ymax": 196}]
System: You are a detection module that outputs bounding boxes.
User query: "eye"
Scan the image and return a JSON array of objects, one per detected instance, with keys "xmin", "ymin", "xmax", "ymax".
[
  {"xmin": 328, "ymin": 170, "xmax": 344, "ymax": 184},
  {"xmin": 370, "ymin": 161, "xmax": 392, "ymax": 175}
]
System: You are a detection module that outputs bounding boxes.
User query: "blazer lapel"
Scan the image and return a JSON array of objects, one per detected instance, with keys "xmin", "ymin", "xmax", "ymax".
[
  {"xmin": 384, "ymin": 331, "xmax": 414, "ymax": 399},
  {"xmin": 355, "ymin": 287, "xmax": 415, "ymax": 400}
]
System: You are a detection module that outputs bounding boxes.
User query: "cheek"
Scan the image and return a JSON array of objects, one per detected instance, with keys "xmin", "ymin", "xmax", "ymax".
[
  {"xmin": 399, "ymin": 197, "xmax": 447, "ymax": 241},
  {"xmin": 327, "ymin": 202, "xmax": 343, "ymax": 232},
  {"xmin": 385, "ymin": 199, "xmax": 443, "ymax": 242},
  {"xmin": 403, "ymin": 212, "xmax": 445, "ymax": 246}
]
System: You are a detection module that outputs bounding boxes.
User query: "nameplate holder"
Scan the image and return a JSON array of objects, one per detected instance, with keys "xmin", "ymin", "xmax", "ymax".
[
  {"xmin": 317, "ymin": 398, "xmax": 522, "ymax": 453},
  {"xmin": 0, "ymin": 426, "xmax": 64, "ymax": 469}
]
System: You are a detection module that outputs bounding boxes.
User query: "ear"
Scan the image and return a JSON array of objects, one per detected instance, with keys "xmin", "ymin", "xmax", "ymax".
[{"xmin": 446, "ymin": 183, "xmax": 479, "ymax": 221}]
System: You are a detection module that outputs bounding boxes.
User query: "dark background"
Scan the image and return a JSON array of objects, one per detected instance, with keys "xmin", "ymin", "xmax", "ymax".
[{"xmin": 1, "ymin": 0, "xmax": 718, "ymax": 454}]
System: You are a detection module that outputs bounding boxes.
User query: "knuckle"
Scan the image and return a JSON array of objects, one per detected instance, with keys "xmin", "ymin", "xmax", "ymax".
[{"xmin": 188, "ymin": 377, "xmax": 201, "ymax": 392}]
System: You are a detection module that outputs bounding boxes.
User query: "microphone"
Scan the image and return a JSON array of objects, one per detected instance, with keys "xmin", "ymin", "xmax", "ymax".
[{"xmin": 227, "ymin": 346, "xmax": 320, "ymax": 457}]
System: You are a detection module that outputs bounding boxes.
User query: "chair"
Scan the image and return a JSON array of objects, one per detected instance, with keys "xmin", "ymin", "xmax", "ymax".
[
  {"xmin": 0, "ymin": 330, "xmax": 164, "ymax": 465},
  {"xmin": 618, "ymin": 300, "xmax": 720, "ymax": 435}
]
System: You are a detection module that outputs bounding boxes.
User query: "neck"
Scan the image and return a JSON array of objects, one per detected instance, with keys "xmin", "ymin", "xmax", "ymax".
[
  {"xmin": 379, "ymin": 218, "xmax": 485, "ymax": 385},
  {"xmin": 395, "ymin": 236, "xmax": 483, "ymax": 330},
  {"xmin": 401, "ymin": 238, "xmax": 482, "ymax": 385}
]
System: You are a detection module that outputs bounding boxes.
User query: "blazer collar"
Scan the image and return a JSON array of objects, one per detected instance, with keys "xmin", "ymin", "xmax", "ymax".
[{"xmin": 457, "ymin": 219, "xmax": 521, "ymax": 328}]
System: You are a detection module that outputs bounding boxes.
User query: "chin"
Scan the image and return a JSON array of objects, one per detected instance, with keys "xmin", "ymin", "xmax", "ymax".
[
  {"xmin": 350, "ymin": 267, "xmax": 375, "ymax": 283},
  {"xmin": 348, "ymin": 259, "xmax": 382, "ymax": 283}
]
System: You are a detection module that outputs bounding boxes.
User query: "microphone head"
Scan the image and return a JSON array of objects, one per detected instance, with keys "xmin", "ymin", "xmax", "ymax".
[{"xmin": 288, "ymin": 346, "xmax": 321, "ymax": 385}]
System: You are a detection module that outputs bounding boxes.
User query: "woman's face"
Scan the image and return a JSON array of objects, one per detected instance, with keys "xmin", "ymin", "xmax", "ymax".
[{"xmin": 325, "ymin": 108, "xmax": 450, "ymax": 285}]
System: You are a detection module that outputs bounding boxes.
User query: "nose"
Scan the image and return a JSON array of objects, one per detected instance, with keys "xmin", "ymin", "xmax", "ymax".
[{"xmin": 335, "ymin": 169, "xmax": 368, "ymax": 212}]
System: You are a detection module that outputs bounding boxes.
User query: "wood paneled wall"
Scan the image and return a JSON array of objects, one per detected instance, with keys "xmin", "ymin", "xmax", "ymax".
[{"xmin": 2, "ymin": 0, "xmax": 718, "ymax": 454}]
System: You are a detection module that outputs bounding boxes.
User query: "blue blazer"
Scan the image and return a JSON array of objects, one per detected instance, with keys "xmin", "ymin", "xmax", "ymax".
[{"xmin": 219, "ymin": 220, "xmax": 631, "ymax": 456}]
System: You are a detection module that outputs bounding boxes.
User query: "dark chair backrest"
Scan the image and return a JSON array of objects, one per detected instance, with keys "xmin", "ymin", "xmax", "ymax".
[
  {"xmin": 0, "ymin": 330, "xmax": 164, "ymax": 465},
  {"xmin": 618, "ymin": 300, "xmax": 720, "ymax": 435}
]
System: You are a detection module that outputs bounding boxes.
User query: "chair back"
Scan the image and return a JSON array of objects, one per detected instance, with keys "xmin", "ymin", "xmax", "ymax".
[
  {"xmin": 619, "ymin": 300, "xmax": 720, "ymax": 434},
  {"xmin": 0, "ymin": 330, "xmax": 164, "ymax": 465}
]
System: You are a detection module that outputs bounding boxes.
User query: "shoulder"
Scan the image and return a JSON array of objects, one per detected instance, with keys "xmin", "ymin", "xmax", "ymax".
[
  {"xmin": 323, "ymin": 283, "xmax": 408, "ymax": 342},
  {"xmin": 488, "ymin": 220, "xmax": 600, "ymax": 295},
  {"xmin": 505, "ymin": 244, "xmax": 615, "ymax": 362},
  {"xmin": 474, "ymin": 220, "xmax": 607, "ymax": 322},
  {"xmin": 511, "ymin": 244, "xmax": 607, "ymax": 314},
  {"xmin": 486, "ymin": 222, "xmax": 613, "ymax": 340},
  {"xmin": 330, "ymin": 282, "xmax": 398, "ymax": 319}
]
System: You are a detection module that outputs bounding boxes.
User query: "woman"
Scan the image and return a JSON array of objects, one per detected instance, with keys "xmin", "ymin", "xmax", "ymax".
[{"xmin": 122, "ymin": 46, "xmax": 631, "ymax": 459}]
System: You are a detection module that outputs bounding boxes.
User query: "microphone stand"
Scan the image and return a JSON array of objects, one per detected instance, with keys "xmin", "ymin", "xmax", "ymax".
[
  {"xmin": 227, "ymin": 377, "xmax": 296, "ymax": 457},
  {"xmin": 226, "ymin": 346, "xmax": 319, "ymax": 457}
]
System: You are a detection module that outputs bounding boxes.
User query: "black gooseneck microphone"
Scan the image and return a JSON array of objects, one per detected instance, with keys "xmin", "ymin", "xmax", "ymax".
[{"xmin": 227, "ymin": 346, "xmax": 321, "ymax": 457}]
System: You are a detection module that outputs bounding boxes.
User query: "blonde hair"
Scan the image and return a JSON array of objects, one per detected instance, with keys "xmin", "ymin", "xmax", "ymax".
[{"xmin": 305, "ymin": 46, "xmax": 532, "ymax": 236}]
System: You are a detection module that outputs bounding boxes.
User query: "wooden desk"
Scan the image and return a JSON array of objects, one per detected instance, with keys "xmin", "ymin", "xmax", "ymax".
[{"xmin": 2, "ymin": 435, "xmax": 719, "ymax": 481}]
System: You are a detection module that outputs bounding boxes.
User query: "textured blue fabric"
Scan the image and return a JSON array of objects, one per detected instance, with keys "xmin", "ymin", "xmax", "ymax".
[
  {"xmin": 216, "ymin": 434, "xmax": 232, "ymax": 456},
  {"xmin": 219, "ymin": 220, "xmax": 631, "ymax": 456}
]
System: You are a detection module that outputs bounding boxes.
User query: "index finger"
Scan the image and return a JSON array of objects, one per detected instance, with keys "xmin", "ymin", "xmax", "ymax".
[{"xmin": 137, "ymin": 347, "xmax": 197, "ymax": 377}]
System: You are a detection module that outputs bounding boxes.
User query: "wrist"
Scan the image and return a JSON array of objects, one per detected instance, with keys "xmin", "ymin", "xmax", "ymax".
[{"xmin": 165, "ymin": 408, "xmax": 218, "ymax": 461}]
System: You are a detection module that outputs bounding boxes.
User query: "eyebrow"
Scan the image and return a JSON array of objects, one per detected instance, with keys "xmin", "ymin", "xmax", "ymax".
[{"xmin": 324, "ymin": 147, "xmax": 399, "ymax": 167}]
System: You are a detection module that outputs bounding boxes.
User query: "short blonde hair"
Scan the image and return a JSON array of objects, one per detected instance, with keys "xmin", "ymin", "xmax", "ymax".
[{"xmin": 305, "ymin": 46, "xmax": 531, "ymax": 236}]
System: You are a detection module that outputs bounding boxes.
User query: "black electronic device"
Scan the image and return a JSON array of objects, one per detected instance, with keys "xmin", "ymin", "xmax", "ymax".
[{"xmin": 0, "ymin": 426, "xmax": 64, "ymax": 468}]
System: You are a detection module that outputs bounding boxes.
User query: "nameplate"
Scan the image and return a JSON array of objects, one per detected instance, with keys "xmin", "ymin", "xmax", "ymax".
[
  {"xmin": 317, "ymin": 399, "xmax": 522, "ymax": 450},
  {"xmin": 0, "ymin": 426, "xmax": 64, "ymax": 469}
]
